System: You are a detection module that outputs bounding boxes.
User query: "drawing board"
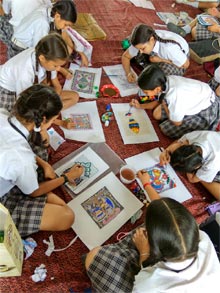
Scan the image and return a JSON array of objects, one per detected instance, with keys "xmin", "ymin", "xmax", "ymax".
[
  {"xmin": 54, "ymin": 147, "xmax": 109, "ymax": 194},
  {"xmin": 61, "ymin": 101, "xmax": 105, "ymax": 143},
  {"xmin": 103, "ymin": 64, "xmax": 138, "ymax": 97},
  {"xmin": 125, "ymin": 148, "xmax": 192, "ymax": 202},
  {"xmin": 111, "ymin": 103, "xmax": 159, "ymax": 144},
  {"xmin": 68, "ymin": 172, "xmax": 143, "ymax": 249},
  {"xmin": 63, "ymin": 63, "xmax": 101, "ymax": 98}
]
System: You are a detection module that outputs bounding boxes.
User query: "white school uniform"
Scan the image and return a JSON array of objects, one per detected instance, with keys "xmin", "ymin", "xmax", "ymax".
[
  {"xmin": 165, "ymin": 75, "xmax": 215, "ymax": 122},
  {"xmin": 128, "ymin": 30, "xmax": 189, "ymax": 67},
  {"xmin": 12, "ymin": 6, "xmax": 52, "ymax": 48},
  {"xmin": 214, "ymin": 65, "xmax": 220, "ymax": 83},
  {"xmin": 178, "ymin": 130, "xmax": 220, "ymax": 182},
  {"xmin": 2, "ymin": 0, "xmax": 52, "ymax": 27},
  {"xmin": 0, "ymin": 47, "xmax": 57, "ymax": 96},
  {"xmin": 0, "ymin": 109, "xmax": 38, "ymax": 197},
  {"xmin": 133, "ymin": 231, "xmax": 220, "ymax": 293}
]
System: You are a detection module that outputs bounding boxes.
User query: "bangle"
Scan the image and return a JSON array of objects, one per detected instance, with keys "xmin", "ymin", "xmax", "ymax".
[
  {"xmin": 143, "ymin": 182, "xmax": 151, "ymax": 189},
  {"xmin": 61, "ymin": 173, "xmax": 68, "ymax": 184},
  {"xmin": 140, "ymin": 252, "xmax": 150, "ymax": 256}
]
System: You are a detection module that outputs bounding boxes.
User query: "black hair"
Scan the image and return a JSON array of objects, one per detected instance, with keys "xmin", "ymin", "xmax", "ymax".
[
  {"xmin": 138, "ymin": 64, "xmax": 167, "ymax": 91},
  {"xmin": 170, "ymin": 145, "xmax": 203, "ymax": 173},
  {"xmin": 142, "ymin": 198, "xmax": 199, "ymax": 267},
  {"xmin": 12, "ymin": 84, "xmax": 63, "ymax": 146},
  {"xmin": 51, "ymin": 0, "xmax": 77, "ymax": 23},
  {"xmin": 34, "ymin": 33, "xmax": 69, "ymax": 84},
  {"xmin": 130, "ymin": 23, "xmax": 184, "ymax": 53}
]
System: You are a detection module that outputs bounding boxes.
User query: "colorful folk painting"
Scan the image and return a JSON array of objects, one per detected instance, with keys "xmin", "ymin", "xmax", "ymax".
[
  {"xmin": 128, "ymin": 118, "xmax": 139, "ymax": 134},
  {"xmin": 70, "ymin": 113, "xmax": 92, "ymax": 130},
  {"xmin": 63, "ymin": 154, "xmax": 98, "ymax": 190},
  {"xmin": 143, "ymin": 163, "xmax": 176, "ymax": 193},
  {"xmin": 81, "ymin": 186, "xmax": 124, "ymax": 228},
  {"xmin": 71, "ymin": 70, "xmax": 95, "ymax": 94}
]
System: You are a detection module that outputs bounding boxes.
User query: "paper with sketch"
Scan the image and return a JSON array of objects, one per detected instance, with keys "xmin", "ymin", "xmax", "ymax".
[
  {"xmin": 63, "ymin": 63, "xmax": 101, "ymax": 98},
  {"xmin": 54, "ymin": 146, "xmax": 109, "ymax": 194},
  {"xmin": 103, "ymin": 64, "xmax": 138, "ymax": 97},
  {"xmin": 111, "ymin": 103, "xmax": 159, "ymax": 144},
  {"xmin": 47, "ymin": 127, "xmax": 65, "ymax": 151},
  {"xmin": 61, "ymin": 101, "xmax": 105, "ymax": 143},
  {"xmin": 68, "ymin": 172, "xmax": 143, "ymax": 249},
  {"xmin": 128, "ymin": 0, "xmax": 155, "ymax": 10},
  {"xmin": 125, "ymin": 148, "xmax": 192, "ymax": 202},
  {"xmin": 156, "ymin": 12, "xmax": 193, "ymax": 26}
]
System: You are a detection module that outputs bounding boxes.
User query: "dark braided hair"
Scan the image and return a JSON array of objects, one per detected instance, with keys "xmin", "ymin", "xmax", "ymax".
[
  {"xmin": 51, "ymin": 0, "xmax": 77, "ymax": 24},
  {"xmin": 34, "ymin": 33, "xmax": 69, "ymax": 84},
  {"xmin": 12, "ymin": 84, "xmax": 63, "ymax": 146},
  {"xmin": 130, "ymin": 23, "xmax": 185, "ymax": 53},
  {"xmin": 142, "ymin": 198, "xmax": 199, "ymax": 268},
  {"xmin": 170, "ymin": 145, "xmax": 203, "ymax": 173}
]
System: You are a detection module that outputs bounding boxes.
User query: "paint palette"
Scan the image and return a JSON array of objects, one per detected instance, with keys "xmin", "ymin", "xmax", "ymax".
[{"xmin": 101, "ymin": 84, "xmax": 120, "ymax": 98}]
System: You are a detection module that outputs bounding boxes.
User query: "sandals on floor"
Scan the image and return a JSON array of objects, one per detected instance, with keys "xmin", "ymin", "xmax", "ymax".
[{"xmin": 167, "ymin": 23, "xmax": 186, "ymax": 37}]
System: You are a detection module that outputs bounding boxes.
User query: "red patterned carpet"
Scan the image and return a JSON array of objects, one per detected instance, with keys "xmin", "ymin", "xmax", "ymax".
[{"xmin": 0, "ymin": 0, "xmax": 215, "ymax": 292}]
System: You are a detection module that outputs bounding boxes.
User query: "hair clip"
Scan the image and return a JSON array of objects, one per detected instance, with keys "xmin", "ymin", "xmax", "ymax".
[{"xmin": 34, "ymin": 126, "xmax": 41, "ymax": 132}]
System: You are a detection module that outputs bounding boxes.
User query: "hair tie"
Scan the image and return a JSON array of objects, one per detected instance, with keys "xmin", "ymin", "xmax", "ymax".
[{"xmin": 34, "ymin": 126, "xmax": 41, "ymax": 132}]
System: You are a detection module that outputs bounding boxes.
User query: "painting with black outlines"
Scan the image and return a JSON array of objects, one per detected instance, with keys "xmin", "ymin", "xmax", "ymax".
[
  {"xmin": 71, "ymin": 70, "xmax": 95, "ymax": 94},
  {"xmin": 81, "ymin": 186, "xmax": 124, "ymax": 228},
  {"xmin": 70, "ymin": 113, "xmax": 93, "ymax": 130},
  {"xmin": 143, "ymin": 163, "xmax": 176, "ymax": 193}
]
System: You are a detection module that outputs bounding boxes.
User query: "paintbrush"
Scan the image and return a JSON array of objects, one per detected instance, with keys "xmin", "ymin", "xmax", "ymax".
[{"xmin": 125, "ymin": 105, "xmax": 132, "ymax": 116}]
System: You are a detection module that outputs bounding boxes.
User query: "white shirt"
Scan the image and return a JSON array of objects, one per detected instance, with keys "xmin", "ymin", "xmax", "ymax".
[
  {"xmin": 133, "ymin": 231, "xmax": 220, "ymax": 293},
  {"xmin": 12, "ymin": 6, "xmax": 51, "ymax": 48},
  {"xmin": 128, "ymin": 30, "xmax": 189, "ymax": 67},
  {"xmin": 2, "ymin": 0, "xmax": 52, "ymax": 27},
  {"xmin": 165, "ymin": 76, "xmax": 215, "ymax": 122},
  {"xmin": 0, "ymin": 47, "xmax": 57, "ymax": 96},
  {"xmin": 214, "ymin": 65, "xmax": 220, "ymax": 83},
  {"xmin": 179, "ymin": 130, "xmax": 220, "ymax": 182},
  {"xmin": 0, "ymin": 109, "xmax": 39, "ymax": 197}
]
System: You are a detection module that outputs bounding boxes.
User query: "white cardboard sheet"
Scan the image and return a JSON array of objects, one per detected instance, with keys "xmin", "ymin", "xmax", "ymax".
[
  {"xmin": 68, "ymin": 172, "xmax": 143, "ymax": 249},
  {"xmin": 111, "ymin": 103, "xmax": 159, "ymax": 144},
  {"xmin": 103, "ymin": 64, "xmax": 138, "ymax": 97},
  {"xmin": 61, "ymin": 101, "xmax": 105, "ymax": 143},
  {"xmin": 54, "ymin": 146, "xmax": 109, "ymax": 194},
  {"xmin": 125, "ymin": 148, "xmax": 192, "ymax": 202},
  {"xmin": 63, "ymin": 64, "xmax": 101, "ymax": 99}
]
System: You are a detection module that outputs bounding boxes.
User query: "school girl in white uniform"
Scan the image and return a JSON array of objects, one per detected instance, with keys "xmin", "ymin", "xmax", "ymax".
[
  {"xmin": 130, "ymin": 64, "xmax": 220, "ymax": 138},
  {"xmin": 122, "ymin": 23, "xmax": 190, "ymax": 83},
  {"xmin": 0, "ymin": 0, "xmax": 78, "ymax": 60},
  {"xmin": 0, "ymin": 84, "xmax": 84, "ymax": 237},
  {"xmin": 160, "ymin": 130, "xmax": 220, "ymax": 200}
]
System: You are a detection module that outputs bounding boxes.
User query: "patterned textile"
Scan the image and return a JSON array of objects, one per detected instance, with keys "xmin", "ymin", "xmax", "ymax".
[
  {"xmin": 159, "ymin": 97, "xmax": 220, "ymax": 138},
  {"xmin": 0, "ymin": 14, "xmax": 24, "ymax": 59},
  {"xmin": 208, "ymin": 77, "xmax": 219, "ymax": 92},
  {"xmin": 195, "ymin": 23, "xmax": 220, "ymax": 41},
  {"xmin": 87, "ymin": 232, "xmax": 140, "ymax": 293},
  {"xmin": 157, "ymin": 62, "xmax": 185, "ymax": 76},
  {"xmin": 0, "ymin": 187, "xmax": 47, "ymax": 237},
  {"xmin": 0, "ymin": 86, "xmax": 16, "ymax": 112}
]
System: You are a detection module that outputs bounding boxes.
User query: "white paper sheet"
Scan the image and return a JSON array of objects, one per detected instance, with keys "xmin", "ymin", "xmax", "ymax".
[
  {"xmin": 63, "ymin": 64, "xmax": 101, "ymax": 99},
  {"xmin": 68, "ymin": 172, "xmax": 143, "ymax": 249},
  {"xmin": 111, "ymin": 103, "xmax": 159, "ymax": 144},
  {"xmin": 125, "ymin": 148, "xmax": 192, "ymax": 202},
  {"xmin": 129, "ymin": 0, "xmax": 155, "ymax": 10},
  {"xmin": 47, "ymin": 127, "xmax": 65, "ymax": 151},
  {"xmin": 103, "ymin": 64, "xmax": 138, "ymax": 97},
  {"xmin": 54, "ymin": 146, "xmax": 109, "ymax": 194},
  {"xmin": 61, "ymin": 101, "xmax": 105, "ymax": 143}
]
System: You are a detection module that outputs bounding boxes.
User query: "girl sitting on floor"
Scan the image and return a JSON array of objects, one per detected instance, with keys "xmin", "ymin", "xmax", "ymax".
[
  {"xmin": 167, "ymin": 7, "xmax": 220, "ymax": 40},
  {"xmin": 208, "ymin": 64, "xmax": 220, "ymax": 97},
  {"xmin": 159, "ymin": 130, "xmax": 220, "ymax": 200},
  {"xmin": 0, "ymin": 84, "xmax": 84, "ymax": 237},
  {"xmin": 0, "ymin": 33, "xmax": 79, "ymax": 129},
  {"xmin": 130, "ymin": 64, "xmax": 220, "ymax": 138},
  {"xmin": 122, "ymin": 23, "xmax": 190, "ymax": 83},
  {"xmin": 85, "ymin": 171, "xmax": 220, "ymax": 292}
]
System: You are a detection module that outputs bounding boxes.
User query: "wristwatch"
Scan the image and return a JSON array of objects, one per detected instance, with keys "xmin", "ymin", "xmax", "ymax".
[{"xmin": 61, "ymin": 173, "xmax": 68, "ymax": 184}]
